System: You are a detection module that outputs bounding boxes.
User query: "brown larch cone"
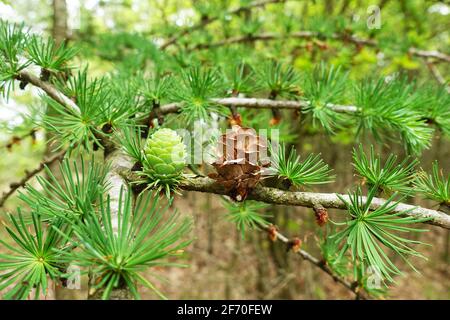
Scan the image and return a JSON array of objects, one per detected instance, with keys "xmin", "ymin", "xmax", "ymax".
[{"xmin": 210, "ymin": 125, "xmax": 269, "ymax": 201}]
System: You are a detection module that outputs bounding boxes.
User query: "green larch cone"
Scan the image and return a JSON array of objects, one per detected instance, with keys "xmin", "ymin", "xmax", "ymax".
[{"xmin": 143, "ymin": 128, "xmax": 186, "ymax": 196}]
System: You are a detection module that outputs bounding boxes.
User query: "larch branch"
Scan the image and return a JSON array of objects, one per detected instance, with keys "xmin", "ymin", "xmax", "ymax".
[
  {"xmin": 147, "ymin": 97, "xmax": 357, "ymax": 121},
  {"xmin": 174, "ymin": 176, "xmax": 450, "ymax": 229},
  {"xmin": 212, "ymin": 97, "xmax": 358, "ymax": 113},
  {"xmin": 120, "ymin": 167, "xmax": 450, "ymax": 229},
  {"xmin": 16, "ymin": 70, "xmax": 80, "ymax": 114}
]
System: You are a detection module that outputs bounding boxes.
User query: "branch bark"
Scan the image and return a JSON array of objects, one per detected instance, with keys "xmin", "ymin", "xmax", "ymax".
[
  {"xmin": 212, "ymin": 97, "xmax": 358, "ymax": 113},
  {"xmin": 167, "ymin": 176, "xmax": 450, "ymax": 229},
  {"xmin": 409, "ymin": 48, "xmax": 450, "ymax": 63},
  {"xmin": 16, "ymin": 70, "xmax": 80, "ymax": 114},
  {"xmin": 146, "ymin": 97, "xmax": 357, "ymax": 122}
]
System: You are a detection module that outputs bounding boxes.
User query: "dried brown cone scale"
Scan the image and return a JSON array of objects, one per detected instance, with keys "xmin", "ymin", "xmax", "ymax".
[{"xmin": 209, "ymin": 125, "xmax": 269, "ymax": 201}]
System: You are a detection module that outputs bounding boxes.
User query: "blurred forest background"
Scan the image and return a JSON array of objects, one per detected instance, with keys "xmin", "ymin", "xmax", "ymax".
[{"xmin": 0, "ymin": 0, "xmax": 449, "ymax": 299}]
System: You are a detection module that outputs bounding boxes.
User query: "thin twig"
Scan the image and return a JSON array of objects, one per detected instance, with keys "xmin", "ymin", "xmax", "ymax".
[
  {"xmin": 258, "ymin": 224, "xmax": 366, "ymax": 299},
  {"xmin": 191, "ymin": 31, "xmax": 376, "ymax": 50},
  {"xmin": 0, "ymin": 149, "xmax": 66, "ymax": 208},
  {"xmin": 189, "ymin": 31, "xmax": 450, "ymax": 64},
  {"xmin": 409, "ymin": 48, "xmax": 450, "ymax": 64},
  {"xmin": 0, "ymin": 129, "xmax": 38, "ymax": 151},
  {"xmin": 160, "ymin": 0, "xmax": 286, "ymax": 50},
  {"xmin": 424, "ymin": 61, "xmax": 450, "ymax": 92}
]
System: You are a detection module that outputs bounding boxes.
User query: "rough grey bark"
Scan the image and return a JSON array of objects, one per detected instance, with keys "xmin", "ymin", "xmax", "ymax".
[
  {"xmin": 172, "ymin": 176, "xmax": 450, "ymax": 229},
  {"xmin": 212, "ymin": 97, "xmax": 358, "ymax": 113},
  {"xmin": 408, "ymin": 48, "xmax": 450, "ymax": 63}
]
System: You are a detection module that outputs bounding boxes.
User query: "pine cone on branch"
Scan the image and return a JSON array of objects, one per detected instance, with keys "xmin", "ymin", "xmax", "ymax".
[{"xmin": 209, "ymin": 125, "xmax": 269, "ymax": 201}]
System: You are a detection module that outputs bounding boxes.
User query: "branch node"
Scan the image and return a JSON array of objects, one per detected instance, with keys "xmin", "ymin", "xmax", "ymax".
[
  {"xmin": 313, "ymin": 204, "xmax": 329, "ymax": 226},
  {"xmin": 286, "ymin": 237, "xmax": 302, "ymax": 253},
  {"xmin": 267, "ymin": 224, "xmax": 278, "ymax": 242}
]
